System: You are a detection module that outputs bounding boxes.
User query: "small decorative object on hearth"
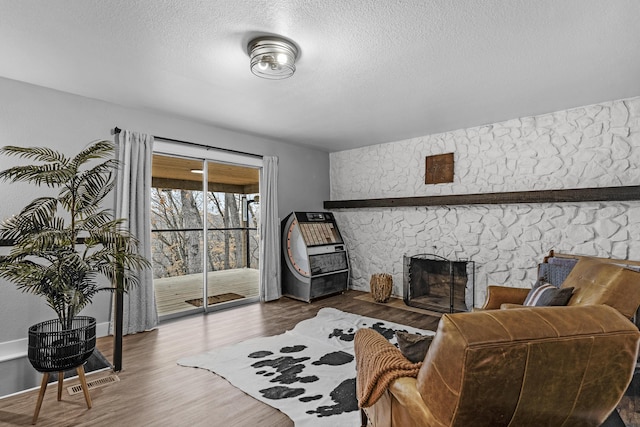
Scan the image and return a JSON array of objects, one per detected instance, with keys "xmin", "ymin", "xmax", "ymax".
[{"xmin": 370, "ymin": 273, "xmax": 393, "ymax": 303}]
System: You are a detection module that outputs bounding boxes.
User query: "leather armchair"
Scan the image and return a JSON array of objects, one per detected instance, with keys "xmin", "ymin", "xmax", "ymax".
[
  {"xmin": 481, "ymin": 258, "xmax": 640, "ymax": 318},
  {"xmin": 355, "ymin": 304, "xmax": 640, "ymax": 427}
]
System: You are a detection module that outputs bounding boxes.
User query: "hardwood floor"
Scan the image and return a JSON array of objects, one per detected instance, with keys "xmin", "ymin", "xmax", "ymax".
[
  {"xmin": 0, "ymin": 291, "xmax": 440, "ymax": 427},
  {"xmin": 2, "ymin": 291, "xmax": 637, "ymax": 426}
]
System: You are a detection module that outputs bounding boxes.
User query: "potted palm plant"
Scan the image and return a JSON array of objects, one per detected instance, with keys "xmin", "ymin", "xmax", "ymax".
[{"xmin": 0, "ymin": 140, "xmax": 149, "ymax": 375}]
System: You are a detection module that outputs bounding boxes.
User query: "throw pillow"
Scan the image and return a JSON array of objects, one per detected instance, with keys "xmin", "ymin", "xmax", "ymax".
[
  {"xmin": 523, "ymin": 283, "xmax": 574, "ymax": 307},
  {"xmin": 396, "ymin": 331, "xmax": 433, "ymax": 363}
]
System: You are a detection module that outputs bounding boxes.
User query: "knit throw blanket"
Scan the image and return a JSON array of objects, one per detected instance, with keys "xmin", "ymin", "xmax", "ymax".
[{"xmin": 355, "ymin": 328, "xmax": 423, "ymax": 408}]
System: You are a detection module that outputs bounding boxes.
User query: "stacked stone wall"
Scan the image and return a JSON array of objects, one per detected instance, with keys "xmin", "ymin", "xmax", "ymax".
[{"xmin": 329, "ymin": 97, "xmax": 640, "ymax": 305}]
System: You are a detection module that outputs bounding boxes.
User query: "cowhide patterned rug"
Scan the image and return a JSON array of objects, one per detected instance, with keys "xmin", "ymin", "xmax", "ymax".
[{"xmin": 177, "ymin": 307, "xmax": 434, "ymax": 427}]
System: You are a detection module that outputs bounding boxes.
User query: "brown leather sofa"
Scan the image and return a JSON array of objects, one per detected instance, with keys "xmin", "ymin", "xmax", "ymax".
[
  {"xmin": 355, "ymin": 304, "xmax": 640, "ymax": 427},
  {"xmin": 482, "ymin": 257, "xmax": 640, "ymax": 319}
]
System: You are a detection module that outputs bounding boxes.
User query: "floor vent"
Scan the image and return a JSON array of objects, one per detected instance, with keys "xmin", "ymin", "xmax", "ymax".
[{"xmin": 67, "ymin": 374, "xmax": 120, "ymax": 395}]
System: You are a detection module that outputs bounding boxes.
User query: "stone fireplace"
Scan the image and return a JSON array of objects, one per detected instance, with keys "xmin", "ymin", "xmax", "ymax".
[{"xmin": 403, "ymin": 254, "xmax": 475, "ymax": 313}]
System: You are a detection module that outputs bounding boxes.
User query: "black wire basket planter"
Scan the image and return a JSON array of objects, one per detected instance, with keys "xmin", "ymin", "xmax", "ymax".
[{"xmin": 28, "ymin": 316, "xmax": 96, "ymax": 372}]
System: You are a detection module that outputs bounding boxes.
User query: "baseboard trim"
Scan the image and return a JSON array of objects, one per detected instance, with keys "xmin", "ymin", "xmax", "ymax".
[{"xmin": 0, "ymin": 339, "xmax": 26, "ymax": 363}]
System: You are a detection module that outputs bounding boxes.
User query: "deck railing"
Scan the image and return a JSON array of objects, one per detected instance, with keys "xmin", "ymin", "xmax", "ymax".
[{"xmin": 151, "ymin": 226, "xmax": 258, "ymax": 279}]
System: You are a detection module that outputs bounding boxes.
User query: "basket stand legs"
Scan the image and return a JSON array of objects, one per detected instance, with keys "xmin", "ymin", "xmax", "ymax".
[
  {"xmin": 32, "ymin": 373, "xmax": 49, "ymax": 424},
  {"xmin": 56, "ymin": 371, "xmax": 64, "ymax": 401},
  {"xmin": 31, "ymin": 366, "xmax": 92, "ymax": 425},
  {"xmin": 76, "ymin": 365, "xmax": 92, "ymax": 409}
]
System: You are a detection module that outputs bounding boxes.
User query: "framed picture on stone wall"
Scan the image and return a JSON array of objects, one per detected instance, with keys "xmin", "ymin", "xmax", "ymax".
[{"xmin": 425, "ymin": 153, "xmax": 454, "ymax": 184}]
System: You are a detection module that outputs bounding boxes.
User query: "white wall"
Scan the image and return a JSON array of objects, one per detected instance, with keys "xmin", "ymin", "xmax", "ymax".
[
  {"xmin": 0, "ymin": 77, "xmax": 330, "ymax": 345},
  {"xmin": 329, "ymin": 97, "xmax": 640, "ymax": 306}
]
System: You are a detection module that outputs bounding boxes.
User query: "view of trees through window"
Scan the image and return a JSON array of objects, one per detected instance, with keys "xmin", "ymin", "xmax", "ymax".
[{"xmin": 150, "ymin": 188, "xmax": 260, "ymax": 279}]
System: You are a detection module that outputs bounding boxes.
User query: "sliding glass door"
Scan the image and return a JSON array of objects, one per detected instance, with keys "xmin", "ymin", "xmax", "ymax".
[
  {"xmin": 204, "ymin": 161, "xmax": 260, "ymax": 310},
  {"xmin": 150, "ymin": 152, "xmax": 261, "ymax": 320}
]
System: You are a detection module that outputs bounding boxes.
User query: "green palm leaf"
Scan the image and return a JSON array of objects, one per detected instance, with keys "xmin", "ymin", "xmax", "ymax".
[
  {"xmin": 0, "ymin": 140, "xmax": 149, "ymax": 329},
  {"xmin": 0, "ymin": 146, "xmax": 68, "ymax": 163}
]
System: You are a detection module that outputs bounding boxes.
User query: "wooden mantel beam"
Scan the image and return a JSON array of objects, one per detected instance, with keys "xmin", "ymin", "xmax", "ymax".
[{"xmin": 323, "ymin": 185, "xmax": 640, "ymax": 210}]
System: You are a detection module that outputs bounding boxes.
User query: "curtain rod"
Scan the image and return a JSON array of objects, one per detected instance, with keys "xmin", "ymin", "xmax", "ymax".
[{"xmin": 112, "ymin": 127, "xmax": 263, "ymax": 159}]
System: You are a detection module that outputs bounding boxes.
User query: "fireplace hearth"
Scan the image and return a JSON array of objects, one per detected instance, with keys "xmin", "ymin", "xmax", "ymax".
[{"xmin": 403, "ymin": 254, "xmax": 474, "ymax": 313}]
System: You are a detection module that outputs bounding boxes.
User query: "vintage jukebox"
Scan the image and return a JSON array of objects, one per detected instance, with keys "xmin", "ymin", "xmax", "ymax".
[{"xmin": 281, "ymin": 212, "xmax": 350, "ymax": 302}]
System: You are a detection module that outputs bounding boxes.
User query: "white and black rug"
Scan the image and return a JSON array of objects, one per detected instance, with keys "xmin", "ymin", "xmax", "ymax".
[{"xmin": 177, "ymin": 307, "xmax": 434, "ymax": 427}]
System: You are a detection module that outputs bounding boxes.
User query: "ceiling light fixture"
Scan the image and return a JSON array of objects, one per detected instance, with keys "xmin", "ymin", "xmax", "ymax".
[{"xmin": 247, "ymin": 36, "xmax": 298, "ymax": 80}]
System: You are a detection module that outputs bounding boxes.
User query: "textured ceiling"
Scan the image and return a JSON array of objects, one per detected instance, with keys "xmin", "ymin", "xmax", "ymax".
[{"xmin": 1, "ymin": 0, "xmax": 638, "ymax": 152}]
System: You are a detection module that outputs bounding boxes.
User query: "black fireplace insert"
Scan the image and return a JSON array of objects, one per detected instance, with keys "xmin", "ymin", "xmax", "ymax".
[{"xmin": 403, "ymin": 254, "xmax": 475, "ymax": 313}]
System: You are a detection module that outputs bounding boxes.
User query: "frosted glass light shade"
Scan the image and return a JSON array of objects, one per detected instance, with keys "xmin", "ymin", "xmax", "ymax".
[{"xmin": 248, "ymin": 36, "xmax": 298, "ymax": 80}]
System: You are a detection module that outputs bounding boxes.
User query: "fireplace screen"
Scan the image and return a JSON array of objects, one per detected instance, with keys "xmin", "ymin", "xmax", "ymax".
[{"xmin": 403, "ymin": 254, "xmax": 474, "ymax": 313}]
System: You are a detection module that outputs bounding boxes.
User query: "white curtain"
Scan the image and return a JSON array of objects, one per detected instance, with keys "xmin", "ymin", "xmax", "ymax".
[
  {"xmin": 259, "ymin": 156, "xmax": 281, "ymax": 301},
  {"xmin": 112, "ymin": 130, "xmax": 158, "ymax": 334}
]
